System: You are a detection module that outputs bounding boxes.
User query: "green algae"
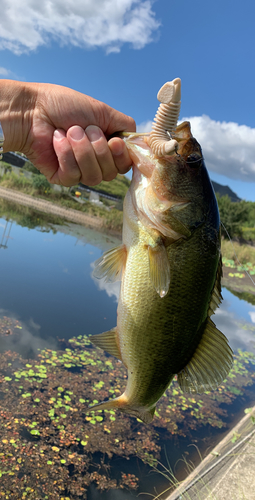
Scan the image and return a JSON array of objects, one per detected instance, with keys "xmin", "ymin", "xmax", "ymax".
[{"xmin": 0, "ymin": 333, "xmax": 255, "ymax": 499}]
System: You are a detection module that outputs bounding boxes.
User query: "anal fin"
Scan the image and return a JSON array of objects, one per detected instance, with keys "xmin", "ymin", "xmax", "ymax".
[
  {"xmin": 93, "ymin": 244, "xmax": 127, "ymax": 282},
  {"xmin": 90, "ymin": 327, "xmax": 122, "ymax": 361},
  {"xmin": 89, "ymin": 395, "xmax": 156, "ymax": 424},
  {"xmin": 177, "ymin": 317, "xmax": 233, "ymax": 394}
]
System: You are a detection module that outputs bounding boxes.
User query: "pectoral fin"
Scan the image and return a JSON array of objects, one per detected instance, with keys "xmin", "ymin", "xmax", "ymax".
[
  {"xmin": 92, "ymin": 244, "xmax": 127, "ymax": 282},
  {"xmin": 163, "ymin": 212, "xmax": 192, "ymax": 238},
  {"xmin": 90, "ymin": 327, "xmax": 122, "ymax": 361},
  {"xmin": 148, "ymin": 243, "xmax": 170, "ymax": 297},
  {"xmin": 177, "ymin": 318, "xmax": 233, "ymax": 393}
]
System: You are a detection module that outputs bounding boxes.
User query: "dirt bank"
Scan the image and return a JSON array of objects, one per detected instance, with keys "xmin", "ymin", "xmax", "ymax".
[
  {"xmin": 222, "ymin": 265, "xmax": 255, "ymax": 295},
  {"xmin": 0, "ymin": 186, "xmax": 104, "ymax": 229}
]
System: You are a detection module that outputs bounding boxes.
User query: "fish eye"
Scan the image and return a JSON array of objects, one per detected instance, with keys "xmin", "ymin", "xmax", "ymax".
[{"xmin": 186, "ymin": 153, "xmax": 203, "ymax": 168}]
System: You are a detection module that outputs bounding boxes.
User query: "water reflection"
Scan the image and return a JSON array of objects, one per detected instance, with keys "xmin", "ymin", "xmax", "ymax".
[
  {"xmin": 214, "ymin": 288, "xmax": 255, "ymax": 353},
  {"xmin": 0, "ymin": 213, "xmax": 121, "ymax": 358},
  {"xmin": 1, "ymin": 202, "xmax": 255, "ymax": 499},
  {"xmin": 0, "ymin": 220, "xmax": 13, "ymax": 249},
  {"xmin": 91, "ymin": 262, "xmax": 120, "ymax": 303},
  {"xmin": 0, "ymin": 309, "xmax": 59, "ymax": 358}
]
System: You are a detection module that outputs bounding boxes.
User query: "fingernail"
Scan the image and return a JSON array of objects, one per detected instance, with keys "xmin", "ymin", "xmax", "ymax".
[
  {"xmin": 69, "ymin": 126, "xmax": 85, "ymax": 141},
  {"xmin": 54, "ymin": 129, "xmax": 66, "ymax": 140},
  {"xmin": 112, "ymin": 140, "xmax": 124, "ymax": 156},
  {"xmin": 109, "ymin": 138, "xmax": 125, "ymax": 156},
  {"xmin": 85, "ymin": 125, "xmax": 103, "ymax": 143}
]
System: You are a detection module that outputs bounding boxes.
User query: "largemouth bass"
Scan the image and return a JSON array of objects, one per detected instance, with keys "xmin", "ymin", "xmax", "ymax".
[{"xmin": 90, "ymin": 78, "xmax": 233, "ymax": 424}]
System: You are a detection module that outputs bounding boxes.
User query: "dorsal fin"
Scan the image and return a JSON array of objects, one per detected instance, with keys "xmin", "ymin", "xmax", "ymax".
[
  {"xmin": 177, "ymin": 317, "xmax": 233, "ymax": 394},
  {"xmin": 92, "ymin": 244, "xmax": 127, "ymax": 282},
  {"xmin": 208, "ymin": 256, "xmax": 223, "ymax": 316}
]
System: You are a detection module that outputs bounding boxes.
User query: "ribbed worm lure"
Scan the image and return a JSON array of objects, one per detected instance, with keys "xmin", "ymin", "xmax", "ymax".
[
  {"xmin": 118, "ymin": 78, "xmax": 182, "ymax": 158},
  {"xmin": 149, "ymin": 77, "xmax": 181, "ymax": 157}
]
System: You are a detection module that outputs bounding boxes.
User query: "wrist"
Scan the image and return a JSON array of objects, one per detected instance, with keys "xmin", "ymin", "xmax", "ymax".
[{"xmin": 0, "ymin": 80, "xmax": 38, "ymax": 153}]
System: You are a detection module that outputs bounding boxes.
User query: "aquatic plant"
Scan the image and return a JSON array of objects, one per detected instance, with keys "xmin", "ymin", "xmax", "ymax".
[
  {"xmin": 0, "ymin": 316, "xmax": 22, "ymax": 336},
  {"xmin": 221, "ymin": 241, "xmax": 255, "ymax": 267},
  {"xmin": 223, "ymin": 257, "xmax": 255, "ymax": 281},
  {"xmin": 0, "ymin": 331, "xmax": 255, "ymax": 499}
]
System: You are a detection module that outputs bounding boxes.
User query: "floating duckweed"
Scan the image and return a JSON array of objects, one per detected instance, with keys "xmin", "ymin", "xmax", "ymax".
[
  {"xmin": 30, "ymin": 429, "xmax": 40, "ymax": 436},
  {"xmin": 1, "ymin": 331, "xmax": 255, "ymax": 498}
]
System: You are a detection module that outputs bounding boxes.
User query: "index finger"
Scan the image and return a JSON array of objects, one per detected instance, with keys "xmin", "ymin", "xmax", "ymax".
[{"xmin": 101, "ymin": 105, "xmax": 136, "ymax": 137}]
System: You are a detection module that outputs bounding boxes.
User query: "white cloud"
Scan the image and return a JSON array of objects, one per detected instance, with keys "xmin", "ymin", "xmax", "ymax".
[
  {"xmin": 137, "ymin": 120, "xmax": 153, "ymax": 132},
  {"xmin": 90, "ymin": 262, "xmax": 120, "ymax": 302},
  {"xmin": 0, "ymin": 0, "xmax": 160, "ymax": 54},
  {"xmin": 183, "ymin": 115, "xmax": 255, "ymax": 183},
  {"xmin": 214, "ymin": 300, "xmax": 255, "ymax": 354},
  {"xmin": 0, "ymin": 67, "xmax": 11, "ymax": 76},
  {"xmin": 249, "ymin": 311, "xmax": 255, "ymax": 324},
  {"xmin": 137, "ymin": 116, "xmax": 255, "ymax": 183}
]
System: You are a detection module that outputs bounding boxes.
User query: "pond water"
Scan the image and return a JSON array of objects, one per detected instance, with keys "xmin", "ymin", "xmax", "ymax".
[{"xmin": 0, "ymin": 200, "xmax": 255, "ymax": 500}]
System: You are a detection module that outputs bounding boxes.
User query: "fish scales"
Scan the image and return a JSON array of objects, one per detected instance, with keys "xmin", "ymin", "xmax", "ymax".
[
  {"xmin": 90, "ymin": 81, "xmax": 233, "ymax": 424},
  {"xmin": 119, "ymin": 193, "xmax": 218, "ymax": 396}
]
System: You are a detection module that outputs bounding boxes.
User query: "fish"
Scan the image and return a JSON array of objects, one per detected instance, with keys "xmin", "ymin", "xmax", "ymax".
[{"xmin": 90, "ymin": 78, "xmax": 233, "ymax": 424}]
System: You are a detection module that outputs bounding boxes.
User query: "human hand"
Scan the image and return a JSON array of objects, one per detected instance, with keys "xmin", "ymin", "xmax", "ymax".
[{"xmin": 0, "ymin": 81, "xmax": 135, "ymax": 186}]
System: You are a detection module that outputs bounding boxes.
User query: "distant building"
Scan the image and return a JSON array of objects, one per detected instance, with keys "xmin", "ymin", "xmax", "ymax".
[{"xmin": 1, "ymin": 152, "xmax": 28, "ymax": 168}]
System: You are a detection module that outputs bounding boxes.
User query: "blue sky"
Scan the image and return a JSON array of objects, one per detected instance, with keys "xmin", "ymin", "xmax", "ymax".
[{"xmin": 0, "ymin": 0, "xmax": 255, "ymax": 200}]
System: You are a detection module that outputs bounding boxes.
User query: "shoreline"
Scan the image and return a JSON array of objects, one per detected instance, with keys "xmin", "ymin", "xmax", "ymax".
[
  {"xmin": 0, "ymin": 185, "xmax": 108, "ymax": 231},
  {"xmin": 1, "ymin": 185, "xmax": 254, "ymax": 296}
]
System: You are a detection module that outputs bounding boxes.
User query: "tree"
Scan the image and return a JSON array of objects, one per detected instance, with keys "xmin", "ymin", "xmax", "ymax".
[{"xmin": 216, "ymin": 194, "xmax": 249, "ymax": 239}]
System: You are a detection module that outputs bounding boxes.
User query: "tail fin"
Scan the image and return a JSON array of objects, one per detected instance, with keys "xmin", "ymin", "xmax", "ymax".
[{"xmin": 89, "ymin": 395, "xmax": 155, "ymax": 424}]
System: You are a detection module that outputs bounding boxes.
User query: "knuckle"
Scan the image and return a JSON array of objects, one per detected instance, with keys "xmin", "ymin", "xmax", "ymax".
[
  {"xmin": 83, "ymin": 172, "xmax": 103, "ymax": 187},
  {"xmin": 103, "ymin": 170, "xmax": 117, "ymax": 182}
]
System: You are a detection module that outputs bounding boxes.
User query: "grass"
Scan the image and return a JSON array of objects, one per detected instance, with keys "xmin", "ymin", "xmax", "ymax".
[
  {"xmin": 0, "ymin": 170, "xmax": 124, "ymax": 232},
  {"xmin": 221, "ymin": 239, "xmax": 255, "ymax": 266},
  {"xmin": 148, "ymin": 422, "xmax": 255, "ymax": 500},
  {"xmin": 0, "ymin": 170, "xmax": 35, "ymax": 194},
  {"xmin": 91, "ymin": 173, "xmax": 130, "ymax": 199},
  {"xmin": 0, "ymin": 167, "xmax": 254, "ymax": 240}
]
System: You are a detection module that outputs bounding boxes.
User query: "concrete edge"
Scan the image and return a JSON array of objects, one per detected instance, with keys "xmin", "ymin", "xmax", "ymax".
[{"xmin": 165, "ymin": 405, "xmax": 255, "ymax": 500}]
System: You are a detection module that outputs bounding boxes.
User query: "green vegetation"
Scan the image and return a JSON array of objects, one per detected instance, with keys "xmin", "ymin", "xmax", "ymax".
[
  {"xmin": 0, "ymin": 169, "xmax": 124, "ymax": 232},
  {"xmin": 31, "ymin": 174, "xmax": 52, "ymax": 194},
  {"xmin": 0, "ymin": 325, "xmax": 255, "ymax": 498},
  {"xmin": 89, "ymin": 174, "xmax": 130, "ymax": 200},
  {"xmin": 0, "ymin": 170, "xmax": 35, "ymax": 194},
  {"xmin": 20, "ymin": 157, "xmax": 131, "ymax": 199},
  {"xmin": 1, "ymin": 164, "xmax": 255, "ymax": 241},
  {"xmin": 216, "ymin": 194, "xmax": 255, "ymax": 240},
  {"xmin": 0, "ymin": 198, "xmax": 64, "ymax": 231},
  {"xmin": 221, "ymin": 240, "xmax": 255, "ymax": 266}
]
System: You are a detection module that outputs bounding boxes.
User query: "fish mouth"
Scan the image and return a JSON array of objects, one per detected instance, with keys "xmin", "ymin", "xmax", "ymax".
[{"xmin": 120, "ymin": 121, "xmax": 202, "ymax": 165}]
